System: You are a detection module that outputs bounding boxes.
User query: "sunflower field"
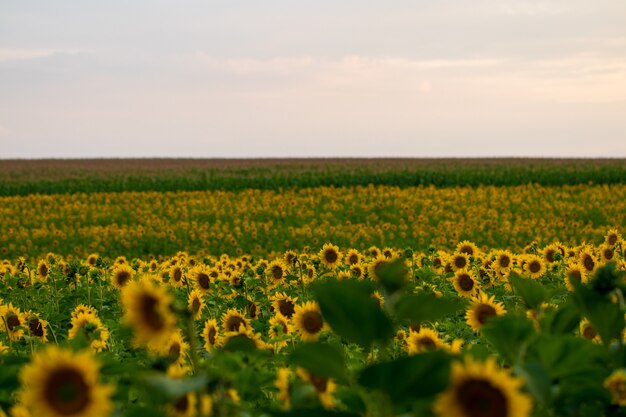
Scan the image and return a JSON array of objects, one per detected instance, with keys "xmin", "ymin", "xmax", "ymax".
[{"xmin": 1, "ymin": 159, "xmax": 626, "ymax": 417}]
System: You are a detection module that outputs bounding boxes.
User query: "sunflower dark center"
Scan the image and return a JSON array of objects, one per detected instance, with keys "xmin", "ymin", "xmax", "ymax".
[
  {"xmin": 582, "ymin": 325, "xmax": 597, "ymax": 340},
  {"xmin": 197, "ymin": 273, "xmax": 210, "ymax": 290},
  {"xmin": 529, "ymin": 261, "xmax": 541, "ymax": 274},
  {"xmin": 208, "ymin": 327, "xmax": 217, "ymax": 345},
  {"xmin": 174, "ymin": 395, "xmax": 189, "ymax": 412},
  {"xmin": 226, "ymin": 316, "xmax": 246, "ymax": 332},
  {"xmin": 6, "ymin": 314, "xmax": 20, "ymax": 331},
  {"xmin": 278, "ymin": 300, "xmax": 295, "ymax": 318},
  {"xmin": 45, "ymin": 368, "xmax": 91, "ymax": 415},
  {"xmin": 418, "ymin": 337, "xmax": 436, "ymax": 350},
  {"xmin": 348, "ymin": 254, "xmax": 359, "ymax": 265},
  {"xmin": 456, "ymin": 379, "xmax": 508, "ymax": 417},
  {"xmin": 458, "ymin": 274, "xmax": 474, "ymax": 292},
  {"xmin": 172, "ymin": 268, "xmax": 182, "ymax": 282},
  {"xmin": 302, "ymin": 311, "xmax": 323, "ymax": 334},
  {"xmin": 247, "ymin": 302, "xmax": 258, "ymax": 318},
  {"xmin": 568, "ymin": 270, "xmax": 582, "ymax": 283},
  {"xmin": 169, "ymin": 342, "xmax": 181, "ymax": 359},
  {"xmin": 604, "ymin": 248, "xmax": 614, "ymax": 260},
  {"xmin": 454, "ymin": 256, "xmax": 467, "ymax": 269},
  {"xmin": 39, "ymin": 264, "xmax": 49, "ymax": 277},
  {"xmin": 324, "ymin": 250, "xmax": 338, "ymax": 264},
  {"xmin": 460, "ymin": 246, "xmax": 474, "ymax": 256},
  {"xmin": 116, "ymin": 271, "xmax": 131, "ymax": 286},
  {"xmin": 476, "ymin": 304, "xmax": 497, "ymax": 325},
  {"xmin": 309, "ymin": 374, "xmax": 328, "ymax": 393},
  {"xmin": 192, "ymin": 298, "xmax": 201, "ymax": 314},
  {"xmin": 545, "ymin": 250, "xmax": 555, "ymax": 263},
  {"xmin": 271, "ymin": 266, "xmax": 284, "ymax": 280},
  {"xmin": 29, "ymin": 318, "xmax": 44, "ymax": 337},
  {"xmin": 608, "ymin": 235, "xmax": 618, "ymax": 246},
  {"xmin": 140, "ymin": 294, "xmax": 165, "ymax": 331},
  {"xmin": 498, "ymin": 256, "xmax": 510, "ymax": 268},
  {"xmin": 583, "ymin": 255, "xmax": 595, "ymax": 272}
]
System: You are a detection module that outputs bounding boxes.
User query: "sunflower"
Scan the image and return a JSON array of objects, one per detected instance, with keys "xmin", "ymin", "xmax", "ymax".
[
  {"xmin": 368, "ymin": 254, "xmax": 389, "ymax": 281},
  {"xmin": 456, "ymin": 241, "xmax": 480, "ymax": 257},
  {"xmin": 274, "ymin": 368, "xmax": 292, "ymax": 409},
  {"xmin": 221, "ymin": 308, "xmax": 251, "ymax": 333},
  {"xmin": 110, "ymin": 264, "xmax": 134, "ymax": 289},
  {"xmin": 605, "ymin": 228, "xmax": 622, "ymax": 247},
  {"xmin": 159, "ymin": 331, "xmax": 189, "ymax": 368},
  {"xmin": 579, "ymin": 249, "xmax": 598, "ymax": 274},
  {"xmin": 201, "ymin": 319, "xmax": 221, "ymax": 352},
  {"xmin": 270, "ymin": 292, "xmax": 298, "ymax": 318},
  {"xmin": 37, "ymin": 260, "xmax": 50, "ymax": 282},
  {"xmin": 296, "ymin": 368, "xmax": 336, "ymax": 409},
  {"xmin": 168, "ymin": 264, "xmax": 185, "ymax": 288},
  {"xmin": 433, "ymin": 356, "xmax": 532, "ymax": 417},
  {"xmin": 266, "ymin": 260, "xmax": 288, "ymax": 288},
  {"xmin": 466, "ymin": 293, "xmax": 506, "ymax": 332},
  {"xmin": 542, "ymin": 244, "xmax": 562, "ymax": 264},
  {"xmin": 319, "ymin": 243, "xmax": 342, "ymax": 269},
  {"xmin": 293, "ymin": 301, "xmax": 326, "ymax": 342},
  {"xmin": 452, "ymin": 269, "xmax": 480, "ymax": 298},
  {"xmin": 121, "ymin": 277, "xmax": 177, "ymax": 348},
  {"xmin": 68, "ymin": 312, "xmax": 110, "ymax": 352},
  {"xmin": 350, "ymin": 263, "xmax": 365, "ymax": 279},
  {"xmin": 579, "ymin": 318, "xmax": 601, "ymax": 343},
  {"xmin": 604, "ymin": 369, "xmax": 626, "ymax": 406},
  {"xmin": 0, "ymin": 303, "xmax": 26, "ymax": 341},
  {"xmin": 167, "ymin": 392, "xmax": 197, "ymax": 417},
  {"xmin": 269, "ymin": 313, "xmax": 293, "ymax": 350},
  {"xmin": 451, "ymin": 253, "xmax": 470, "ymax": 272},
  {"xmin": 522, "ymin": 255, "xmax": 545, "ymax": 279},
  {"xmin": 600, "ymin": 244, "xmax": 616, "ymax": 263},
  {"xmin": 492, "ymin": 251, "xmax": 514, "ymax": 274},
  {"xmin": 71, "ymin": 304, "xmax": 99, "ymax": 319},
  {"xmin": 405, "ymin": 327, "xmax": 446, "ymax": 354},
  {"xmin": 18, "ymin": 346, "xmax": 114, "ymax": 417},
  {"xmin": 564, "ymin": 263, "xmax": 587, "ymax": 291},
  {"xmin": 345, "ymin": 249, "xmax": 362, "ymax": 266},
  {"xmin": 187, "ymin": 290, "xmax": 205, "ymax": 321},
  {"xmin": 26, "ymin": 314, "xmax": 49, "ymax": 343},
  {"xmin": 190, "ymin": 265, "xmax": 213, "ymax": 294},
  {"xmin": 283, "ymin": 250, "xmax": 297, "ymax": 266}
]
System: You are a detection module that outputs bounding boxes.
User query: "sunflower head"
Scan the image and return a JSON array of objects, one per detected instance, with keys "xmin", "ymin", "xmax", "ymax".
[
  {"xmin": 111, "ymin": 264, "xmax": 134, "ymax": 289},
  {"xmin": 221, "ymin": 308, "xmax": 251, "ymax": 334},
  {"xmin": 453, "ymin": 269, "xmax": 480, "ymax": 298},
  {"xmin": 293, "ymin": 301, "xmax": 326, "ymax": 342},
  {"xmin": 466, "ymin": 293, "xmax": 506, "ymax": 332},
  {"xmin": 433, "ymin": 357, "xmax": 532, "ymax": 417},
  {"xmin": 187, "ymin": 289, "xmax": 205, "ymax": 321},
  {"xmin": 270, "ymin": 292, "xmax": 298, "ymax": 318},
  {"xmin": 319, "ymin": 243, "xmax": 342, "ymax": 269},
  {"xmin": 18, "ymin": 346, "xmax": 114, "ymax": 417},
  {"xmin": 604, "ymin": 369, "xmax": 626, "ymax": 406},
  {"xmin": 202, "ymin": 319, "xmax": 221, "ymax": 352},
  {"xmin": 406, "ymin": 327, "xmax": 445, "ymax": 355}
]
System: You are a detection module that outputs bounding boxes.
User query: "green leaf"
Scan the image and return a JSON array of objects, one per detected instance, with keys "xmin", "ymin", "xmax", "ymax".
[
  {"xmin": 358, "ymin": 351, "xmax": 451, "ymax": 403},
  {"xmin": 143, "ymin": 373, "xmax": 208, "ymax": 400},
  {"xmin": 268, "ymin": 410, "xmax": 361, "ymax": 417},
  {"xmin": 222, "ymin": 334, "xmax": 259, "ymax": 353},
  {"xmin": 516, "ymin": 362, "xmax": 552, "ymax": 406},
  {"xmin": 290, "ymin": 342, "xmax": 349, "ymax": 384},
  {"xmin": 394, "ymin": 293, "xmax": 466, "ymax": 324},
  {"xmin": 509, "ymin": 273, "xmax": 547, "ymax": 310},
  {"xmin": 312, "ymin": 279, "xmax": 394, "ymax": 349},
  {"xmin": 570, "ymin": 280, "xmax": 625, "ymax": 344},
  {"xmin": 376, "ymin": 258, "xmax": 409, "ymax": 294},
  {"xmin": 481, "ymin": 314, "xmax": 535, "ymax": 364},
  {"xmin": 540, "ymin": 301, "xmax": 581, "ymax": 336}
]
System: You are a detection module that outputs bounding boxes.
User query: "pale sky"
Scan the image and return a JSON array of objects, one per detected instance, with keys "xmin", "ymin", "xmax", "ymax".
[{"xmin": 1, "ymin": 1, "xmax": 625, "ymax": 158}]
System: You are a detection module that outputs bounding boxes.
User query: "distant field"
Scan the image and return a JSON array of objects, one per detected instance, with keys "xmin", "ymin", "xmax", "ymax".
[{"xmin": 1, "ymin": 158, "xmax": 625, "ymax": 195}]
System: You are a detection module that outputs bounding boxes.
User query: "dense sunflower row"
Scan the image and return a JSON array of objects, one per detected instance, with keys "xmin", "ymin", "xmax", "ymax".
[
  {"xmin": 0, "ymin": 231, "xmax": 625, "ymax": 417},
  {"xmin": 1, "ymin": 184, "xmax": 624, "ymax": 259}
]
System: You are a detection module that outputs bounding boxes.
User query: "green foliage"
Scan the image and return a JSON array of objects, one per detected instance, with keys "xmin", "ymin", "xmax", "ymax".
[{"xmin": 290, "ymin": 342, "xmax": 349, "ymax": 384}]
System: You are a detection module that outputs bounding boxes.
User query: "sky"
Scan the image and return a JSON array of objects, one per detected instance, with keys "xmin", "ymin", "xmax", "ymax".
[{"xmin": 1, "ymin": 0, "xmax": 625, "ymax": 158}]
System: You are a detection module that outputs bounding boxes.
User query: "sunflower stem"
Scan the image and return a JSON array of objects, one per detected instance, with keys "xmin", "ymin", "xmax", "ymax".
[{"xmin": 186, "ymin": 316, "xmax": 200, "ymax": 375}]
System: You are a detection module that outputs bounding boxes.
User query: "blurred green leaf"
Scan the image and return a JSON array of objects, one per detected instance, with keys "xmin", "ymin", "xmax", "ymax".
[
  {"xmin": 509, "ymin": 273, "xmax": 547, "ymax": 310},
  {"xmin": 481, "ymin": 314, "xmax": 535, "ymax": 364},
  {"xmin": 571, "ymin": 280, "xmax": 624, "ymax": 344},
  {"xmin": 312, "ymin": 279, "xmax": 394, "ymax": 349},
  {"xmin": 540, "ymin": 301, "xmax": 580, "ymax": 336},
  {"xmin": 143, "ymin": 373, "xmax": 208, "ymax": 400},
  {"xmin": 394, "ymin": 293, "xmax": 465, "ymax": 324},
  {"xmin": 358, "ymin": 351, "xmax": 450, "ymax": 403},
  {"xmin": 290, "ymin": 342, "xmax": 348, "ymax": 384}
]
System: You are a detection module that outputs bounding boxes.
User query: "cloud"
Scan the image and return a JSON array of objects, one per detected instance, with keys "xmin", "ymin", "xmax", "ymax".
[
  {"xmin": 0, "ymin": 48, "xmax": 85, "ymax": 62},
  {"xmin": 0, "ymin": 124, "xmax": 8, "ymax": 136}
]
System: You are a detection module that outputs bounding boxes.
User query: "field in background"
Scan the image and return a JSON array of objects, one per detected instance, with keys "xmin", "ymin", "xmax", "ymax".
[{"xmin": 1, "ymin": 158, "xmax": 625, "ymax": 195}]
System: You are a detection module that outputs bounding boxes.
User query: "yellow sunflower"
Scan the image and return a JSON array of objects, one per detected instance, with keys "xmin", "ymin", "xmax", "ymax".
[
  {"xmin": 579, "ymin": 318, "xmax": 601, "ymax": 343},
  {"xmin": 221, "ymin": 308, "xmax": 251, "ymax": 334},
  {"xmin": 110, "ymin": 264, "xmax": 134, "ymax": 289},
  {"xmin": 451, "ymin": 253, "xmax": 470, "ymax": 272},
  {"xmin": 190, "ymin": 265, "xmax": 213, "ymax": 294},
  {"xmin": 274, "ymin": 367, "xmax": 292, "ymax": 409},
  {"xmin": 604, "ymin": 369, "xmax": 626, "ymax": 406},
  {"xmin": 121, "ymin": 277, "xmax": 177, "ymax": 348},
  {"xmin": 522, "ymin": 255, "xmax": 545, "ymax": 279},
  {"xmin": 492, "ymin": 250, "xmax": 514, "ymax": 274},
  {"xmin": 269, "ymin": 313, "xmax": 293, "ymax": 350},
  {"xmin": 68, "ymin": 312, "xmax": 110, "ymax": 352},
  {"xmin": 266, "ymin": 260, "xmax": 288, "ymax": 288},
  {"xmin": 579, "ymin": 248, "xmax": 598, "ymax": 274},
  {"xmin": 201, "ymin": 319, "xmax": 221, "ymax": 352},
  {"xmin": 452, "ymin": 269, "xmax": 480, "ymax": 299},
  {"xmin": 37, "ymin": 260, "xmax": 51, "ymax": 282},
  {"xmin": 18, "ymin": 346, "xmax": 114, "ymax": 417},
  {"xmin": 368, "ymin": 254, "xmax": 389, "ymax": 281},
  {"xmin": 345, "ymin": 249, "xmax": 362, "ymax": 266},
  {"xmin": 1, "ymin": 303, "xmax": 26, "ymax": 341},
  {"xmin": 405, "ymin": 327, "xmax": 446, "ymax": 354},
  {"xmin": 433, "ymin": 357, "xmax": 532, "ymax": 417},
  {"xmin": 26, "ymin": 314, "xmax": 49, "ymax": 343},
  {"xmin": 456, "ymin": 241, "xmax": 480, "ymax": 257},
  {"xmin": 599, "ymin": 244, "xmax": 616, "ymax": 263},
  {"xmin": 293, "ymin": 301, "xmax": 326, "ymax": 342},
  {"xmin": 319, "ymin": 243, "xmax": 342, "ymax": 269},
  {"xmin": 158, "ymin": 330, "xmax": 189, "ymax": 368},
  {"xmin": 167, "ymin": 392, "xmax": 197, "ymax": 417},
  {"xmin": 605, "ymin": 228, "xmax": 622, "ymax": 247},
  {"xmin": 187, "ymin": 289, "xmax": 205, "ymax": 321},
  {"xmin": 466, "ymin": 293, "xmax": 506, "ymax": 332},
  {"xmin": 168, "ymin": 263, "xmax": 185, "ymax": 288},
  {"xmin": 270, "ymin": 292, "xmax": 298, "ymax": 319},
  {"xmin": 564, "ymin": 263, "xmax": 587, "ymax": 291},
  {"xmin": 296, "ymin": 368, "xmax": 336, "ymax": 409}
]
